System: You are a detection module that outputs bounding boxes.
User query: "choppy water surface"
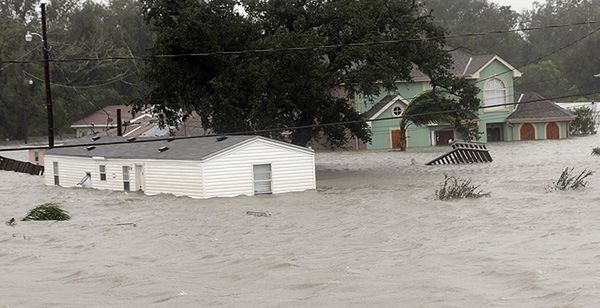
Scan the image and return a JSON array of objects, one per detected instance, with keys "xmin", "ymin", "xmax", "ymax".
[{"xmin": 3, "ymin": 136, "xmax": 600, "ymax": 307}]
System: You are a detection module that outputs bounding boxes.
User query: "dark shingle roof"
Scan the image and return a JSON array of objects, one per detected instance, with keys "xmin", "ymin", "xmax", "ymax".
[
  {"xmin": 364, "ymin": 95, "xmax": 397, "ymax": 119},
  {"xmin": 410, "ymin": 49, "xmax": 495, "ymax": 80},
  {"xmin": 46, "ymin": 135, "xmax": 279, "ymax": 161},
  {"xmin": 507, "ymin": 93, "xmax": 575, "ymax": 123}
]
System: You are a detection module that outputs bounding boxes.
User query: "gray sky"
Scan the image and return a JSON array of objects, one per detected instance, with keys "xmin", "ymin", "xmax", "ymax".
[{"xmin": 491, "ymin": 0, "xmax": 541, "ymax": 11}]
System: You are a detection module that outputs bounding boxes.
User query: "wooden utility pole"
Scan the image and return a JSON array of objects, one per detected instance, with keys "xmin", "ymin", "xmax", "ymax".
[
  {"xmin": 41, "ymin": 2, "xmax": 54, "ymax": 148},
  {"xmin": 117, "ymin": 109, "xmax": 123, "ymax": 136}
]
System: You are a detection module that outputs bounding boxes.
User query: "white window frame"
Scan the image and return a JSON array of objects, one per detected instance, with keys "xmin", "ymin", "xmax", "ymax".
[
  {"xmin": 99, "ymin": 165, "xmax": 107, "ymax": 181},
  {"xmin": 53, "ymin": 161, "xmax": 59, "ymax": 186},
  {"xmin": 253, "ymin": 164, "xmax": 272, "ymax": 195},
  {"xmin": 392, "ymin": 105, "xmax": 403, "ymax": 117},
  {"xmin": 483, "ymin": 78, "xmax": 508, "ymax": 111},
  {"xmin": 122, "ymin": 166, "xmax": 131, "ymax": 191}
]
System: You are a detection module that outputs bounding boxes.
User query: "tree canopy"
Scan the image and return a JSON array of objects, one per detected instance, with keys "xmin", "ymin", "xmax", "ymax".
[{"xmin": 139, "ymin": 0, "xmax": 480, "ymax": 146}]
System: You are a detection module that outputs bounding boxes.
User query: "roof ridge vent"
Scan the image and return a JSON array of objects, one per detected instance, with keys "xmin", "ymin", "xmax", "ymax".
[
  {"xmin": 216, "ymin": 136, "xmax": 228, "ymax": 142},
  {"xmin": 158, "ymin": 146, "xmax": 169, "ymax": 152}
]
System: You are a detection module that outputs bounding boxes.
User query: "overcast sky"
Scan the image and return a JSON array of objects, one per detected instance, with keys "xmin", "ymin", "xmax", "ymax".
[{"xmin": 490, "ymin": 0, "xmax": 541, "ymax": 11}]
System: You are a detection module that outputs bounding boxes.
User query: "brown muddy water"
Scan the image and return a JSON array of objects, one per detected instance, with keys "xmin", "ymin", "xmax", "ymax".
[{"xmin": 3, "ymin": 136, "xmax": 600, "ymax": 307}]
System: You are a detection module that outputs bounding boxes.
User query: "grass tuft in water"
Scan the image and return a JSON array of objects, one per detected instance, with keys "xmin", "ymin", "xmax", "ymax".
[
  {"xmin": 22, "ymin": 203, "xmax": 71, "ymax": 221},
  {"xmin": 548, "ymin": 167, "xmax": 594, "ymax": 191},
  {"xmin": 435, "ymin": 175, "xmax": 490, "ymax": 200}
]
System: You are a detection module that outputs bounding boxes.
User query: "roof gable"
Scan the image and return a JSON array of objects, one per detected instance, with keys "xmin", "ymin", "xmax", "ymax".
[
  {"xmin": 507, "ymin": 93, "xmax": 575, "ymax": 123},
  {"xmin": 364, "ymin": 95, "xmax": 409, "ymax": 120},
  {"xmin": 409, "ymin": 49, "xmax": 521, "ymax": 81}
]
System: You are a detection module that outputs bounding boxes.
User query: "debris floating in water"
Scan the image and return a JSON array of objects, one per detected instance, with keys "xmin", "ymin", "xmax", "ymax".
[
  {"xmin": 246, "ymin": 211, "xmax": 271, "ymax": 217},
  {"xmin": 5, "ymin": 217, "xmax": 16, "ymax": 226},
  {"xmin": 116, "ymin": 222, "xmax": 137, "ymax": 227}
]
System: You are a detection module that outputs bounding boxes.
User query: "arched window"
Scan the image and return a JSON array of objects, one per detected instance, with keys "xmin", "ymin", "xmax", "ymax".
[{"xmin": 484, "ymin": 78, "xmax": 507, "ymax": 108}]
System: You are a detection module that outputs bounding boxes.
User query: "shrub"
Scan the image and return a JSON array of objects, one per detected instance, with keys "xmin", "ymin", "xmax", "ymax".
[
  {"xmin": 22, "ymin": 203, "xmax": 71, "ymax": 221},
  {"xmin": 570, "ymin": 106, "xmax": 596, "ymax": 136},
  {"xmin": 548, "ymin": 167, "xmax": 594, "ymax": 191},
  {"xmin": 592, "ymin": 147, "xmax": 600, "ymax": 156},
  {"xmin": 435, "ymin": 175, "xmax": 490, "ymax": 200}
]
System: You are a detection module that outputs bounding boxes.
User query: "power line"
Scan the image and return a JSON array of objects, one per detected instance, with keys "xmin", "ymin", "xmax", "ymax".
[
  {"xmin": 0, "ymin": 20, "xmax": 599, "ymax": 64},
  {"xmin": 473, "ymin": 25, "xmax": 600, "ymax": 86},
  {"xmin": 1, "ymin": 90, "xmax": 597, "ymax": 153}
]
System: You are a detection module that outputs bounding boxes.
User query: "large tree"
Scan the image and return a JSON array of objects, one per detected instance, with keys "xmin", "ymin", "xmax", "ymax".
[
  {"xmin": 0, "ymin": 0, "xmax": 150, "ymax": 141},
  {"xmin": 139, "ymin": 0, "xmax": 480, "ymax": 146}
]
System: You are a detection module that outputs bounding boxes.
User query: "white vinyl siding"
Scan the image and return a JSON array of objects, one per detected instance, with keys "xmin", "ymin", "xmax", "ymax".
[
  {"xmin": 44, "ymin": 138, "xmax": 314, "ymax": 199},
  {"xmin": 203, "ymin": 139, "xmax": 315, "ymax": 198}
]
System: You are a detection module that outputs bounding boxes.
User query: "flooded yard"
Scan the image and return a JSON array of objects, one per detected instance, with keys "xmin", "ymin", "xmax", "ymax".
[{"xmin": 3, "ymin": 135, "xmax": 600, "ymax": 307}]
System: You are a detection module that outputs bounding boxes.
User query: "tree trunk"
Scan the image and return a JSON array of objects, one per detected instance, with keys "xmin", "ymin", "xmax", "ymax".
[{"xmin": 399, "ymin": 118, "xmax": 408, "ymax": 151}]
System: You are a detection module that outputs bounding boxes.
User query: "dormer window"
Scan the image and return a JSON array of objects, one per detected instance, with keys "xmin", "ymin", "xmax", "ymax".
[{"xmin": 484, "ymin": 78, "xmax": 507, "ymax": 109}]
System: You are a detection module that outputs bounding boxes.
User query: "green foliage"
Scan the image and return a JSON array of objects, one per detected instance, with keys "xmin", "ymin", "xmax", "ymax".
[
  {"xmin": 515, "ymin": 60, "xmax": 577, "ymax": 98},
  {"xmin": 397, "ymin": 81, "xmax": 481, "ymax": 150},
  {"xmin": 435, "ymin": 175, "xmax": 491, "ymax": 200},
  {"xmin": 425, "ymin": 0, "xmax": 527, "ymax": 65},
  {"xmin": 139, "ymin": 0, "xmax": 474, "ymax": 146},
  {"xmin": 570, "ymin": 106, "xmax": 596, "ymax": 136},
  {"xmin": 0, "ymin": 0, "xmax": 149, "ymax": 141},
  {"xmin": 548, "ymin": 167, "xmax": 594, "ymax": 191},
  {"xmin": 22, "ymin": 203, "xmax": 71, "ymax": 221}
]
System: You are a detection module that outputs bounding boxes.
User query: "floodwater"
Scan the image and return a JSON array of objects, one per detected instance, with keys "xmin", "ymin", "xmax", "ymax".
[{"xmin": 3, "ymin": 135, "xmax": 600, "ymax": 307}]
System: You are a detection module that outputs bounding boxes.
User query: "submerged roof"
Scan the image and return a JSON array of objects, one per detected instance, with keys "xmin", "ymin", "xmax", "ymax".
[
  {"xmin": 71, "ymin": 105, "xmax": 134, "ymax": 127},
  {"xmin": 507, "ymin": 93, "xmax": 575, "ymax": 123},
  {"xmin": 46, "ymin": 135, "xmax": 312, "ymax": 161}
]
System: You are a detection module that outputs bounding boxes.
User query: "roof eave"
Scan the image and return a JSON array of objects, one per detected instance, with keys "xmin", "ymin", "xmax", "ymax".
[{"xmin": 507, "ymin": 116, "xmax": 576, "ymax": 123}]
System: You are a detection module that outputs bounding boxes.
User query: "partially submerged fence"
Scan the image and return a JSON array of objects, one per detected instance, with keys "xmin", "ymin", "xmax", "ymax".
[
  {"xmin": 426, "ymin": 140, "xmax": 493, "ymax": 165},
  {"xmin": 0, "ymin": 156, "xmax": 44, "ymax": 176}
]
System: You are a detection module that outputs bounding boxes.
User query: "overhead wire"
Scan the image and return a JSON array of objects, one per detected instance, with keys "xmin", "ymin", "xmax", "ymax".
[
  {"xmin": 0, "ymin": 20, "xmax": 599, "ymax": 64},
  {"xmin": 1, "ymin": 90, "xmax": 598, "ymax": 153}
]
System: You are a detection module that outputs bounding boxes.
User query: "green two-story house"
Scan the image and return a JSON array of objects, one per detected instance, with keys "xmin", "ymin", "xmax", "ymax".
[{"xmin": 356, "ymin": 48, "xmax": 574, "ymax": 150}]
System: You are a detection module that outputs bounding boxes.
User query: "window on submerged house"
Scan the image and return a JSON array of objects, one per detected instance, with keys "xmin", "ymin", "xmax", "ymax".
[
  {"xmin": 122, "ymin": 166, "xmax": 131, "ymax": 191},
  {"xmin": 253, "ymin": 164, "xmax": 272, "ymax": 194},
  {"xmin": 53, "ymin": 162, "xmax": 59, "ymax": 186},
  {"xmin": 484, "ymin": 78, "xmax": 507, "ymax": 108},
  {"xmin": 99, "ymin": 165, "xmax": 106, "ymax": 181}
]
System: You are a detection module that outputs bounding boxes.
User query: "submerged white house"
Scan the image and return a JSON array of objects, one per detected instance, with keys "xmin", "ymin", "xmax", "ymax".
[{"xmin": 44, "ymin": 135, "xmax": 316, "ymax": 198}]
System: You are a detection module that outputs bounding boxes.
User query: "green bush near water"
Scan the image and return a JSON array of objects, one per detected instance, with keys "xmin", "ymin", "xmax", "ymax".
[
  {"xmin": 548, "ymin": 167, "xmax": 593, "ymax": 191},
  {"xmin": 22, "ymin": 203, "xmax": 71, "ymax": 221},
  {"xmin": 435, "ymin": 175, "xmax": 491, "ymax": 200}
]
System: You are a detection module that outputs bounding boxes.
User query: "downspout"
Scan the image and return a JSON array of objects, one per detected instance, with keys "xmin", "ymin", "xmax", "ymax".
[{"xmin": 506, "ymin": 93, "xmax": 525, "ymax": 140}]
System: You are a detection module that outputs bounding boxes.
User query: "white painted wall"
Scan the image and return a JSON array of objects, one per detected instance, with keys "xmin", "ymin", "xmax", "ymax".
[
  {"xmin": 202, "ymin": 139, "xmax": 316, "ymax": 198},
  {"xmin": 45, "ymin": 155, "xmax": 204, "ymax": 198},
  {"xmin": 44, "ymin": 138, "xmax": 315, "ymax": 199}
]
